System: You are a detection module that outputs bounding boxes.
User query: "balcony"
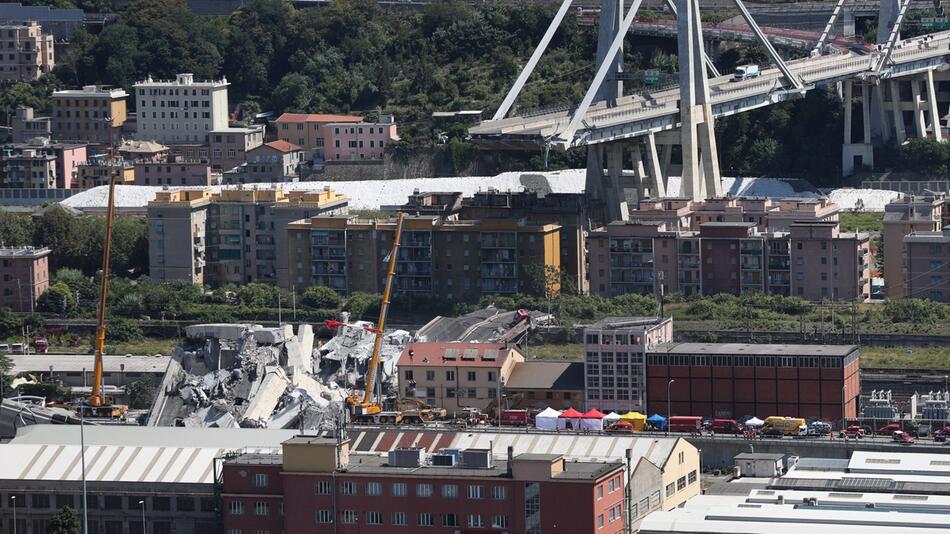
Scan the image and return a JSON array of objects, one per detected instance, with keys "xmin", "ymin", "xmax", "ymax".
[
  {"xmin": 312, "ymin": 247, "xmax": 346, "ymax": 259},
  {"xmin": 397, "ymin": 278, "xmax": 433, "ymax": 291},
  {"xmin": 481, "ymin": 265, "xmax": 517, "ymax": 278},
  {"xmin": 678, "ymin": 258, "xmax": 700, "ymax": 269},
  {"xmin": 482, "ymin": 249, "xmax": 515, "ymax": 262},
  {"xmin": 481, "ymin": 279, "xmax": 518, "ymax": 293},
  {"xmin": 768, "ymin": 258, "xmax": 790, "ymax": 270},
  {"xmin": 610, "ymin": 255, "xmax": 654, "ymax": 268},
  {"xmin": 312, "ymin": 263, "xmax": 346, "ymax": 275},
  {"xmin": 313, "ymin": 275, "xmax": 347, "ymax": 291},
  {"xmin": 397, "ymin": 263, "xmax": 433, "ymax": 275},
  {"xmin": 741, "ymin": 260, "xmax": 762, "ymax": 271}
]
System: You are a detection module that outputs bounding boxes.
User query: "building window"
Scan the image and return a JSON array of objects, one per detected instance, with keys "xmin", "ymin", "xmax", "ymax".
[
  {"xmin": 366, "ymin": 511, "xmax": 383, "ymax": 525},
  {"xmin": 491, "ymin": 486, "xmax": 507, "ymax": 500},
  {"xmin": 492, "ymin": 515, "xmax": 509, "ymax": 529},
  {"xmin": 426, "ymin": 370, "xmax": 435, "ymax": 380},
  {"xmin": 315, "ymin": 481, "xmax": 331, "ymax": 494},
  {"xmin": 342, "ymin": 510, "xmax": 358, "ymax": 524},
  {"xmin": 467, "ymin": 371, "xmax": 477, "ymax": 381},
  {"xmin": 253, "ymin": 502, "xmax": 269, "ymax": 516},
  {"xmin": 393, "ymin": 511, "xmax": 407, "ymax": 526},
  {"xmin": 666, "ymin": 482, "xmax": 675, "ymax": 497},
  {"xmin": 252, "ymin": 473, "xmax": 268, "ymax": 487},
  {"xmin": 340, "ymin": 481, "xmax": 356, "ymax": 495},
  {"xmin": 677, "ymin": 476, "xmax": 687, "ymax": 491},
  {"xmin": 316, "ymin": 510, "xmax": 333, "ymax": 524},
  {"xmin": 688, "ymin": 470, "xmax": 698, "ymax": 484},
  {"xmin": 442, "ymin": 484, "xmax": 458, "ymax": 498},
  {"xmin": 416, "ymin": 483, "xmax": 433, "ymax": 497},
  {"xmin": 367, "ymin": 481, "xmax": 382, "ymax": 496},
  {"xmin": 228, "ymin": 501, "xmax": 244, "ymax": 515},
  {"xmin": 392, "ymin": 482, "xmax": 407, "ymax": 496},
  {"xmin": 468, "ymin": 485, "xmax": 484, "ymax": 499},
  {"xmin": 446, "ymin": 370, "xmax": 455, "ymax": 381},
  {"xmin": 417, "ymin": 513, "xmax": 433, "ymax": 527},
  {"xmin": 469, "ymin": 514, "xmax": 484, "ymax": 528},
  {"xmin": 597, "ymin": 514, "xmax": 604, "ymax": 529},
  {"xmin": 443, "ymin": 513, "xmax": 459, "ymax": 527}
]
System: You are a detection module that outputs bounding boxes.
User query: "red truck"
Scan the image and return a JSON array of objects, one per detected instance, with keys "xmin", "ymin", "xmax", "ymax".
[
  {"xmin": 710, "ymin": 418, "xmax": 741, "ymax": 434},
  {"xmin": 668, "ymin": 416, "xmax": 704, "ymax": 433},
  {"xmin": 499, "ymin": 409, "xmax": 529, "ymax": 426}
]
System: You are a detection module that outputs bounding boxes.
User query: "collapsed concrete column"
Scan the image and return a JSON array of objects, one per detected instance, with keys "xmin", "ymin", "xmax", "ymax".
[
  {"xmin": 927, "ymin": 69, "xmax": 943, "ymax": 141},
  {"xmin": 843, "ymin": 80, "xmax": 853, "ymax": 145},
  {"xmin": 677, "ymin": 0, "xmax": 720, "ymax": 202}
]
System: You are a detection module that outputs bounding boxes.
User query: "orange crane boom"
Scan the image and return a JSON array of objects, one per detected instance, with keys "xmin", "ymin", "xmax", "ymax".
[
  {"xmin": 89, "ymin": 174, "xmax": 116, "ymax": 408},
  {"xmin": 361, "ymin": 211, "xmax": 405, "ymax": 407}
]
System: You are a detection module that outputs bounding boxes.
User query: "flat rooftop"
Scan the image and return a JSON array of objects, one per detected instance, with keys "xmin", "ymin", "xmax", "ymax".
[
  {"xmin": 587, "ymin": 316, "xmax": 663, "ymax": 329},
  {"xmin": 649, "ymin": 342, "xmax": 858, "ymax": 357},
  {"xmin": 8, "ymin": 354, "xmax": 170, "ymax": 374},
  {"xmin": 0, "ymin": 246, "xmax": 49, "ymax": 258}
]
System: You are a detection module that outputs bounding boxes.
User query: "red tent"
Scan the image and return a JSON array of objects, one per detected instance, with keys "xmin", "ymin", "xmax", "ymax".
[
  {"xmin": 581, "ymin": 409, "xmax": 605, "ymax": 419},
  {"xmin": 559, "ymin": 407, "xmax": 584, "ymax": 418}
]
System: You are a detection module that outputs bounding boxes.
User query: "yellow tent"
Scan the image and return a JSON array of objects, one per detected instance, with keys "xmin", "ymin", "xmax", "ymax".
[{"xmin": 619, "ymin": 411, "xmax": 647, "ymax": 431}]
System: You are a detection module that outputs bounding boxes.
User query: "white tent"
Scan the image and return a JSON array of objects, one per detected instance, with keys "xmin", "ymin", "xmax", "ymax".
[
  {"xmin": 604, "ymin": 412, "xmax": 622, "ymax": 422},
  {"xmin": 535, "ymin": 407, "xmax": 561, "ymax": 431},
  {"xmin": 744, "ymin": 417, "xmax": 765, "ymax": 427}
]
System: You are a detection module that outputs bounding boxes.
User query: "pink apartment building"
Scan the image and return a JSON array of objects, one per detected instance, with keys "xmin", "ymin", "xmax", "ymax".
[
  {"xmin": 0, "ymin": 246, "xmax": 50, "ymax": 312},
  {"xmin": 323, "ymin": 116, "xmax": 398, "ymax": 161}
]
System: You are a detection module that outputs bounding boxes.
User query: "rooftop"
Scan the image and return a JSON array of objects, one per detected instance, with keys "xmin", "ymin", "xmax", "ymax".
[
  {"xmin": 8, "ymin": 354, "xmax": 170, "ymax": 374},
  {"xmin": 0, "ymin": 246, "xmax": 49, "ymax": 258},
  {"xmin": 397, "ymin": 342, "xmax": 514, "ymax": 368},
  {"xmin": 735, "ymin": 452, "xmax": 786, "ymax": 460},
  {"xmin": 52, "ymin": 85, "xmax": 128, "ymax": 98},
  {"xmin": 262, "ymin": 140, "xmax": 302, "ymax": 153},
  {"xmin": 505, "ymin": 361, "xmax": 584, "ymax": 391},
  {"xmin": 588, "ymin": 316, "xmax": 664, "ymax": 330},
  {"xmin": 134, "ymin": 73, "xmax": 228, "ymax": 87},
  {"xmin": 649, "ymin": 342, "xmax": 858, "ymax": 357}
]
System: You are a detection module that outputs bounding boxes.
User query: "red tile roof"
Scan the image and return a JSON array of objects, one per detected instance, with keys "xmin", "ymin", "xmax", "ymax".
[
  {"xmin": 263, "ymin": 140, "xmax": 302, "ymax": 153},
  {"xmin": 275, "ymin": 113, "xmax": 363, "ymax": 124},
  {"xmin": 397, "ymin": 342, "xmax": 513, "ymax": 368}
]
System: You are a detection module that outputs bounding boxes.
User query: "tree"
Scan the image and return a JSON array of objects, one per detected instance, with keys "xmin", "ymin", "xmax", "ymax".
[
  {"xmin": 127, "ymin": 375, "xmax": 157, "ymax": 409},
  {"xmin": 301, "ymin": 286, "xmax": 342, "ymax": 310},
  {"xmin": 0, "ymin": 308, "xmax": 20, "ymax": 338},
  {"xmin": 37, "ymin": 281, "xmax": 77, "ymax": 314},
  {"xmin": 0, "ymin": 211, "xmax": 34, "ymax": 246},
  {"xmin": 106, "ymin": 318, "xmax": 143, "ymax": 343},
  {"xmin": 270, "ymin": 72, "xmax": 316, "ymax": 113},
  {"xmin": 47, "ymin": 506, "xmax": 81, "ymax": 534}
]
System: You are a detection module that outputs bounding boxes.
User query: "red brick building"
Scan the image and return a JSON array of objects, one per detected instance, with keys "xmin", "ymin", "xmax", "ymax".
[
  {"xmin": 222, "ymin": 436, "xmax": 627, "ymax": 534},
  {"xmin": 0, "ymin": 246, "xmax": 50, "ymax": 312},
  {"xmin": 646, "ymin": 343, "xmax": 860, "ymax": 421}
]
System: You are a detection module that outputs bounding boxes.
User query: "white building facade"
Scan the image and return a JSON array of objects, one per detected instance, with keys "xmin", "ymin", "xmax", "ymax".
[{"xmin": 134, "ymin": 73, "xmax": 229, "ymax": 145}]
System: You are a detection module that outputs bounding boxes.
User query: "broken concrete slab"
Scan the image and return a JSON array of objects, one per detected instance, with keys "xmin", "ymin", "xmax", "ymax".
[{"xmin": 240, "ymin": 366, "xmax": 290, "ymax": 428}]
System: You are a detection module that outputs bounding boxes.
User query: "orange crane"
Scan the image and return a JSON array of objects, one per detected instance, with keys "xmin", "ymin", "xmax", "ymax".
[
  {"xmin": 347, "ymin": 211, "xmax": 405, "ymax": 421},
  {"xmin": 83, "ymin": 173, "xmax": 127, "ymax": 418}
]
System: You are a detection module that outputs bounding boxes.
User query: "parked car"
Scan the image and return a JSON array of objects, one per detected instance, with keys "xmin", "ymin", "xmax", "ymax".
[
  {"xmin": 840, "ymin": 425, "xmax": 865, "ymax": 439},
  {"xmin": 606, "ymin": 421, "xmax": 636, "ymax": 434},
  {"xmin": 710, "ymin": 418, "xmax": 741, "ymax": 434},
  {"xmin": 808, "ymin": 421, "xmax": 832, "ymax": 435},
  {"xmin": 893, "ymin": 431, "xmax": 915, "ymax": 444},
  {"xmin": 31, "ymin": 337, "xmax": 48, "ymax": 354},
  {"xmin": 933, "ymin": 427, "xmax": 950, "ymax": 442},
  {"xmin": 877, "ymin": 423, "xmax": 902, "ymax": 436},
  {"xmin": 0, "ymin": 343, "xmax": 9, "ymax": 353},
  {"xmin": 11, "ymin": 343, "xmax": 24, "ymax": 354}
]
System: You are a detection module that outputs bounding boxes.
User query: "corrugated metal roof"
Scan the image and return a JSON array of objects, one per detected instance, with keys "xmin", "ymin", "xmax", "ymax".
[
  {"xmin": 11, "ymin": 425, "xmax": 298, "ymax": 448},
  {"xmin": 9, "ymin": 354, "xmax": 170, "ymax": 374}
]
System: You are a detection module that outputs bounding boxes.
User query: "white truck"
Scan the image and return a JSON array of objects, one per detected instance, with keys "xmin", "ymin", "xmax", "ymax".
[{"xmin": 732, "ymin": 64, "xmax": 760, "ymax": 81}]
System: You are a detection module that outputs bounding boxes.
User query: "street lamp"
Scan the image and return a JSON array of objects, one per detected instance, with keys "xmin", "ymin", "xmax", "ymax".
[
  {"xmin": 11, "ymin": 495, "xmax": 16, "ymax": 534},
  {"xmin": 666, "ymin": 379, "xmax": 675, "ymax": 436},
  {"xmin": 842, "ymin": 384, "xmax": 847, "ymax": 437},
  {"xmin": 944, "ymin": 375, "xmax": 948, "ymax": 393},
  {"xmin": 138, "ymin": 500, "xmax": 146, "ymax": 534}
]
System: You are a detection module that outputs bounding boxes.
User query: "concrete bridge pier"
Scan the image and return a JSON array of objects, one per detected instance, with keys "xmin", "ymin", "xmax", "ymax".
[
  {"xmin": 842, "ymin": 80, "xmax": 875, "ymax": 175},
  {"xmin": 842, "ymin": 8, "xmax": 855, "ymax": 37}
]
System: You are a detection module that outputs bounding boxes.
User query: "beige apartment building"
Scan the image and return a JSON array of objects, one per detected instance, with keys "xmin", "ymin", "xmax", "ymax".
[
  {"xmin": 51, "ymin": 85, "xmax": 128, "ymax": 145},
  {"xmin": 634, "ymin": 196, "xmax": 840, "ymax": 233},
  {"xmin": 11, "ymin": 106, "xmax": 50, "ymax": 143},
  {"xmin": 0, "ymin": 22, "xmax": 53, "ymax": 82},
  {"xmin": 286, "ymin": 215, "xmax": 561, "ymax": 299},
  {"xmin": 883, "ymin": 194, "xmax": 948, "ymax": 298},
  {"xmin": 147, "ymin": 187, "xmax": 349, "ymax": 286},
  {"xmin": 902, "ymin": 227, "xmax": 950, "ymax": 301},
  {"xmin": 209, "ymin": 125, "xmax": 264, "ymax": 171},
  {"xmin": 76, "ymin": 158, "xmax": 134, "ymax": 189},
  {"xmin": 148, "ymin": 189, "xmax": 211, "ymax": 284},
  {"xmin": 396, "ymin": 342, "xmax": 524, "ymax": 414}
]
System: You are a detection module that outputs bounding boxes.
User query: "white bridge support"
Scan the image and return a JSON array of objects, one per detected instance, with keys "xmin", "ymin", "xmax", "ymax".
[{"xmin": 677, "ymin": 0, "xmax": 721, "ymax": 201}]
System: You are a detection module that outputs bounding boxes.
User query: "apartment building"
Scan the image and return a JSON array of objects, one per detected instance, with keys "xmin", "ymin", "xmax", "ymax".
[
  {"xmin": 403, "ymin": 189, "xmax": 589, "ymax": 293},
  {"xmin": 133, "ymin": 159, "xmax": 214, "ymax": 186},
  {"xmin": 134, "ymin": 73, "xmax": 229, "ymax": 144},
  {"xmin": 209, "ymin": 125, "xmax": 264, "ymax": 171},
  {"xmin": 1, "ymin": 137, "xmax": 85, "ymax": 188},
  {"xmin": 583, "ymin": 317, "xmax": 673, "ymax": 413},
  {"xmin": 903, "ymin": 227, "xmax": 950, "ymax": 301},
  {"xmin": 323, "ymin": 115, "xmax": 398, "ymax": 162},
  {"xmin": 647, "ymin": 343, "xmax": 860, "ymax": 420},
  {"xmin": 76, "ymin": 158, "xmax": 134, "ymax": 189},
  {"xmin": 0, "ymin": 145, "xmax": 55, "ymax": 188},
  {"xmin": 883, "ymin": 194, "xmax": 948, "ymax": 298},
  {"xmin": 11, "ymin": 106, "xmax": 50, "ymax": 143},
  {"xmin": 233, "ymin": 140, "xmax": 303, "ymax": 183},
  {"xmin": 51, "ymin": 85, "xmax": 128, "ymax": 145},
  {"xmin": 397, "ymin": 342, "xmax": 523, "ymax": 414},
  {"xmin": 0, "ymin": 22, "xmax": 53, "ymax": 82},
  {"xmin": 286, "ymin": 215, "xmax": 561, "ymax": 299},
  {"xmin": 274, "ymin": 112, "xmax": 362, "ymax": 152},
  {"xmin": 504, "ymin": 361, "xmax": 585, "ymax": 410},
  {"xmin": 0, "ymin": 246, "xmax": 49, "ymax": 312},
  {"xmin": 222, "ymin": 436, "xmax": 627, "ymax": 534},
  {"xmin": 589, "ymin": 218, "xmax": 870, "ymax": 302},
  {"xmin": 147, "ymin": 187, "xmax": 349, "ymax": 286}
]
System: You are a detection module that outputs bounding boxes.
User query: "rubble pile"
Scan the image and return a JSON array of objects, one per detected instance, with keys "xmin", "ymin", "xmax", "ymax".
[{"xmin": 148, "ymin": 319, "xmax": 409, "ymax": 430}]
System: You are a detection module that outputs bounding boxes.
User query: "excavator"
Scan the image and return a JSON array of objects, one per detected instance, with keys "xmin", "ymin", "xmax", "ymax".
[
  {"xmin": 76, "ymin": 173, "xmax": 127, "ymax": 418},
  {"xmin": 346, "ymin": 211, "xmax": 406, "ymax": 424}
]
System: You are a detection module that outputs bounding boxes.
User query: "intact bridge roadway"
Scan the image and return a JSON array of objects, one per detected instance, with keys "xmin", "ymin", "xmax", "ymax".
[{"xmin": 469, "ymin": 30, "xmax": 950, "ymax": 150}]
